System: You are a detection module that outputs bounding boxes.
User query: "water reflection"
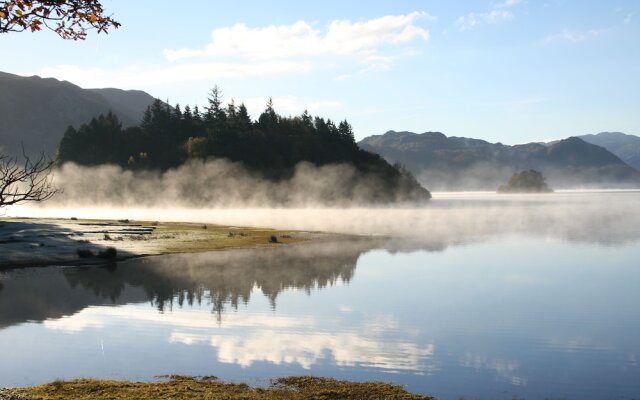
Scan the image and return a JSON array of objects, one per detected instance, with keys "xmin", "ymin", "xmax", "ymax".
[
  {"xmin": 1, "ymin": 223, "xmax": 640, "ymax": 398},
  {"xmin": 0, "ymin": 237, "xmax": 383, "ymax": 328},
  {"xmin": 39, "ymin": 305, "xmax": 435, "ymax": 373}
]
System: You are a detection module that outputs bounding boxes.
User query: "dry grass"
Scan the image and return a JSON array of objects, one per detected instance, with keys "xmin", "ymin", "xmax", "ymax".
[
  {"xmin": 148, "ymin": 221, "xmax": 306, "ymax": 253},
  {"xmin": 1, "ymin": 376, "xmax": 432, "ymax": 399},
  {"xmin": 0, "ymin": 217, "xmax": 308, "ymax": 268}
]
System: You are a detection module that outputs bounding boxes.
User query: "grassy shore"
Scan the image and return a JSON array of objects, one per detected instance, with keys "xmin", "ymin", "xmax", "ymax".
[
  {"xmin": 0, "ymin": 376, "xmax": 432, "ymax": 399},
  {"xmin": 0, "ymin": 217, "xmax": 311, "ymax": 269}
]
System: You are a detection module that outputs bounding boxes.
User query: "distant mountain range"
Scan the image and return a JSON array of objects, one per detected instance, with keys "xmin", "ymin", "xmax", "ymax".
[
  {"xmin": 359, "ymin": 131, "xmax": 640, "ymax": 190},
  {"xmin": 0, "ymin": 71, "xmax": 156, "ymax": 158},
  {"xmin": 3, "ymin": 71, "xmax": 638, "ymax": 191},
  {"xmin": 577, "ymin": 132, "xmax": 640, "ymax": 171}
]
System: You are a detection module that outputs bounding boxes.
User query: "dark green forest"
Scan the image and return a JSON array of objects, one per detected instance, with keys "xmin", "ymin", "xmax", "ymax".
[{"xmin": 57, "ymin": 87, "xmax": 430, "ymax": 202}]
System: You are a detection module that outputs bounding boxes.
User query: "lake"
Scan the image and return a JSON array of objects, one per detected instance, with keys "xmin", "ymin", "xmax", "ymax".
[{"xmin": 1, "ymin": 191, "xmax": 639, "ymax": 399}]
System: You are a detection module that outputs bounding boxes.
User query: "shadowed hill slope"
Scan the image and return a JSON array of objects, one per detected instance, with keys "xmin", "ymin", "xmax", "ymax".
[
  {"xmin": 359, "ymin": 130, "xmax": 640, "ymax": 190},
  {"xmin": 0, "ymin": 71, "xmax": 156, "ymax": 157},
  {"xmin": 579, "ymin": 132, "xmax": 640, "ymax": 170}
]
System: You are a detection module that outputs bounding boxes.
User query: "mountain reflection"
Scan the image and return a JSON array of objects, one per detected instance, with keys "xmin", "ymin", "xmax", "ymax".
[{"xmin": 0, "ymin": 238, "xmax": 383, "ymax": 330}]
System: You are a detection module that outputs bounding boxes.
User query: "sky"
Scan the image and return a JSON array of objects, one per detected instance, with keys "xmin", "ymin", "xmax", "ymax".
[{"xmin": 1, "ymin": 0, "xmax": 639, "ymax": 144}]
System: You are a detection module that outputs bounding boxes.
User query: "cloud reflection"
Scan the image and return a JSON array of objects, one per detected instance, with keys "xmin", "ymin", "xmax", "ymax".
[{"xmin": 171, "ymin": 330, "xmax": 434, "ymax": 372}]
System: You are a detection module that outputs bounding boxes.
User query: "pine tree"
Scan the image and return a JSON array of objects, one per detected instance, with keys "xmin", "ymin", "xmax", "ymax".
[
  {"xmin": 301, "ymin": 109, "xmax": 313, "ymax": 129},
  {"xmin": 237, "ymin": 103, "xmax": 252, "ymax": 131},
  {"xmin": 226, "ymin": 99, "xmax": 237, "ymax": 119},
  {"xmin": 258, "ymin": 97, "xmax": 279, "ymax": 131},
  {"xmin": 338, "ymin": 120, "xmax": 355, "ymax": 143},
  {"xmin": 193, "ymin": 105, "xmax": 202, "ymax": 123},
  {"xmin": 172, "ymin": 103, "xmax": 183, "ymax": 121},
  {"xmin": 183, "ymin": 105, "xmax": 193, "ymax": 122},
  {"xmin": 205, "ymin": 85, "xmax": 226, "ymax": 125}
]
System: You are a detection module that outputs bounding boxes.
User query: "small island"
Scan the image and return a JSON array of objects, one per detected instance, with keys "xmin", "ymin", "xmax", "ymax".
[
  {"xmin": 56, "ymin": 89, "xmax": 431, "ymax": 204},
  {"xmin": 497, "ymin": 169, "xmax": 553, "ymax": 193}
]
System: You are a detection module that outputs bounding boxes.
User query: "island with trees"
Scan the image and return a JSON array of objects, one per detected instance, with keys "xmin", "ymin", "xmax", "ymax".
[
  {"xmin": 56, "ymin": 87, "xmax": 431, "ymax": 204},
  {"xmin": 497, "ymin": 169, "xmax": 553, "ymax": 193}
]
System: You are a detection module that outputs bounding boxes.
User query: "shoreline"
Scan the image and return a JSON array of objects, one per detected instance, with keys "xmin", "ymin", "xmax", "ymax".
[
  {"xmin": 0, "ymin": 216, "xmax": 322, "ymax": 270},
  {"xmin": 0, "ymin": 375, "xmax": 432, "ymax": 399}
]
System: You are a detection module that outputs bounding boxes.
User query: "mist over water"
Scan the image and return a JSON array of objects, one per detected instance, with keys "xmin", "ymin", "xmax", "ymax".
[
  {"xmin": 416, "ymin": 163, "xmax": 640, "ymax": 191},
  {"xmin": 42, "ymin": 160, "xmax": 424, "ymax": 207},
  {"xmin": 3, "ymin": 163, "xmax": 640, "ymax": 399},
  {"xmin": 10, "ymin": 163, "xmax": 640, "ymax": 250},
  {"xmin": 6, "ymin": 162, "xmax": 640, "ymax": 253}
]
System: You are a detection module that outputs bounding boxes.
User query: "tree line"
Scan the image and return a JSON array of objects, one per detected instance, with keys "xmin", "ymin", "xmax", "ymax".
[
  {"xmin": 59, "ymin": 87, "xmax": 358, "ymax": 172},
  {"xmin": 57, "ymin": 87, "xmax": 431, "ymax": 201}
]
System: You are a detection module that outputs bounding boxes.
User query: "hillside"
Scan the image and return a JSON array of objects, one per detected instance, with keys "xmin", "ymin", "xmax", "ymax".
[
  {"xmin": 579, "ymin": 132, "xmax": 640, "ymax": 170},
  {"xmin": 359, "ymin": 131, "xmax": 640, "ymax": 190},
  {"xmin": 0, "ymin": 71, "xmax": 156, "ymax": 158}
]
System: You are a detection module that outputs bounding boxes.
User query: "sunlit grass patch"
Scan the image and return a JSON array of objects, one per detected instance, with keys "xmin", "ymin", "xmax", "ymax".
[
  {"xmin": 1, "ymin": 376, "xmax": 432, "ymax": 399},
  {"xmin": 148, "ymin": 221, "xmax": 305, "ymax": 253}
]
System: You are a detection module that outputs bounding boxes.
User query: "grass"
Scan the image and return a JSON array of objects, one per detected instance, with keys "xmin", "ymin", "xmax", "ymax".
[
  {"xmin": 0, "ymin": 376, "xmax": 433, "ymax": 399},
  {"xmin": 148, "ymin": 221, "xmax": 305, "ymax": 253},
  {"xmin": 0, "ymin": 216, "xmax": 308, "ymax": 261}
]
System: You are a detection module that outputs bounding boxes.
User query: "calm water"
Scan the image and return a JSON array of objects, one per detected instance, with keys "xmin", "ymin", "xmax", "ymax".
[{"xmin": 2, "ymin": 194, "xmax": 640, "ymax": 399}]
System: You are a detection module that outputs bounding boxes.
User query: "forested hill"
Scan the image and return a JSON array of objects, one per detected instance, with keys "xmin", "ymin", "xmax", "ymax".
[
  {"xmin": 57, "ymin": 90, "xmax": 431, "ymax": 204},
  {"xmin": 0, "ymin": 71, "xmax": 156, "ymax": 158}
]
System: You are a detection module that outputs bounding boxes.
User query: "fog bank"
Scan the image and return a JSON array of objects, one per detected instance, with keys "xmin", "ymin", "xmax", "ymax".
[
  {"xmin": 5, "ymin": 161, "xmax": 639, "ymax": 249},
  {"xmin": 417, "ymin": 164, "xmax": 640, "ymax": 191},
  {"xmin": 44, "ymin": 160, "xmax": 424, "ymax": 207},
  {"xmin": 10, "ymin": 190, "xmax": 640, "ymax": 250}
]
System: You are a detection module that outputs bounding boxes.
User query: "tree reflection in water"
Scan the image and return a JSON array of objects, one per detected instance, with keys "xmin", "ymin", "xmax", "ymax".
[{"xmin": 0, "ymin": 237, "xmax": 384, "ymax": 329}]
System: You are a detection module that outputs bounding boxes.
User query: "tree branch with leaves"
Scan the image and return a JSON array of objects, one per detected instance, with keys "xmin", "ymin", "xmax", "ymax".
[
  {"xmin": 0, "ymin": 152, "xmax": 58, "ymax": 209},
  {"xmin": 0, "ymin": 0, "xmax": 119, "ymax": 40}
]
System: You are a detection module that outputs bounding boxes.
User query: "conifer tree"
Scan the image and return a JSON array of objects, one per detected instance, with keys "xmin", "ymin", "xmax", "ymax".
[{"xmin": 237, "ymin": 103, "xmax": 252, "ymax": 132}]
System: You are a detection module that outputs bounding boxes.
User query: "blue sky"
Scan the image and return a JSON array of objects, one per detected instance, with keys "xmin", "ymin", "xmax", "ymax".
[{"xmin": 1, "ymin": 0, "xmax": 639, "ymax": 143}]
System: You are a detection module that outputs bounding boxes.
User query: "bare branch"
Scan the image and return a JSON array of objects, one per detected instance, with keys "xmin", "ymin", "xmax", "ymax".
[{"xmin": 0, "ymin": 150, "xmax": 59, "ymax": 208}]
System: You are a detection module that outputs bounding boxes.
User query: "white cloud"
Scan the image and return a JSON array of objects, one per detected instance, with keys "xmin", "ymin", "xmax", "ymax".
[
  {"xmin": 456, "ymin": 0, "xmax": 521, "ymax": 31},
  {"xmin": 459, "ymin": 353, "xmax": 527, "ymax": 387},
  {"xmin": 44, "ymin": 312, "xmax": 105, "ymax": 332},
  {"xmin": 171, "ymin": 330, "xmax": 435, "ymax": 371},
  {"xmin": 456, "ymin": 10, "xmax": 514, "ymax": 31},
  {"xmin": 43, "ymin": 306, "xmax": 313, "ymax": 333},
  {"xmin": 545, "ymin": 28, "xmax": 607, "ymax": 43},
  {"xmin": 37, "ymin": 61, "xmax": 311, "ymax": 89},
  {"xmin": 492, "ymin": 0, "xmax": 522, "ymax": 9},
  {"xmin": 32, "ymin": 12, "xmax": 432, "ymax": 90},
  {"xmin": 163, "ymin": 12, "xmax": 431, "ymax": 68},
  {"xmin": 306, "ymin": 100, "xmax": 342, "ymax": 111}
]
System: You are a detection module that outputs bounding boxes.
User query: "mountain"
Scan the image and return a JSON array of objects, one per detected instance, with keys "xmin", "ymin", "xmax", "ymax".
[
  {"xmin": 578, "ymin": 132, "xmax": 640, "ymax": 170},
  {"xmin": 88, "ymin": 88, "xmax": 158, "ymax": 125},
  {"xmin": 0, "ymin": 71, "xmax": 157, "ymax": 158},
  {"xmin": 359, "ymin": 131, "xmax": 640, "ymax": 190}
]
